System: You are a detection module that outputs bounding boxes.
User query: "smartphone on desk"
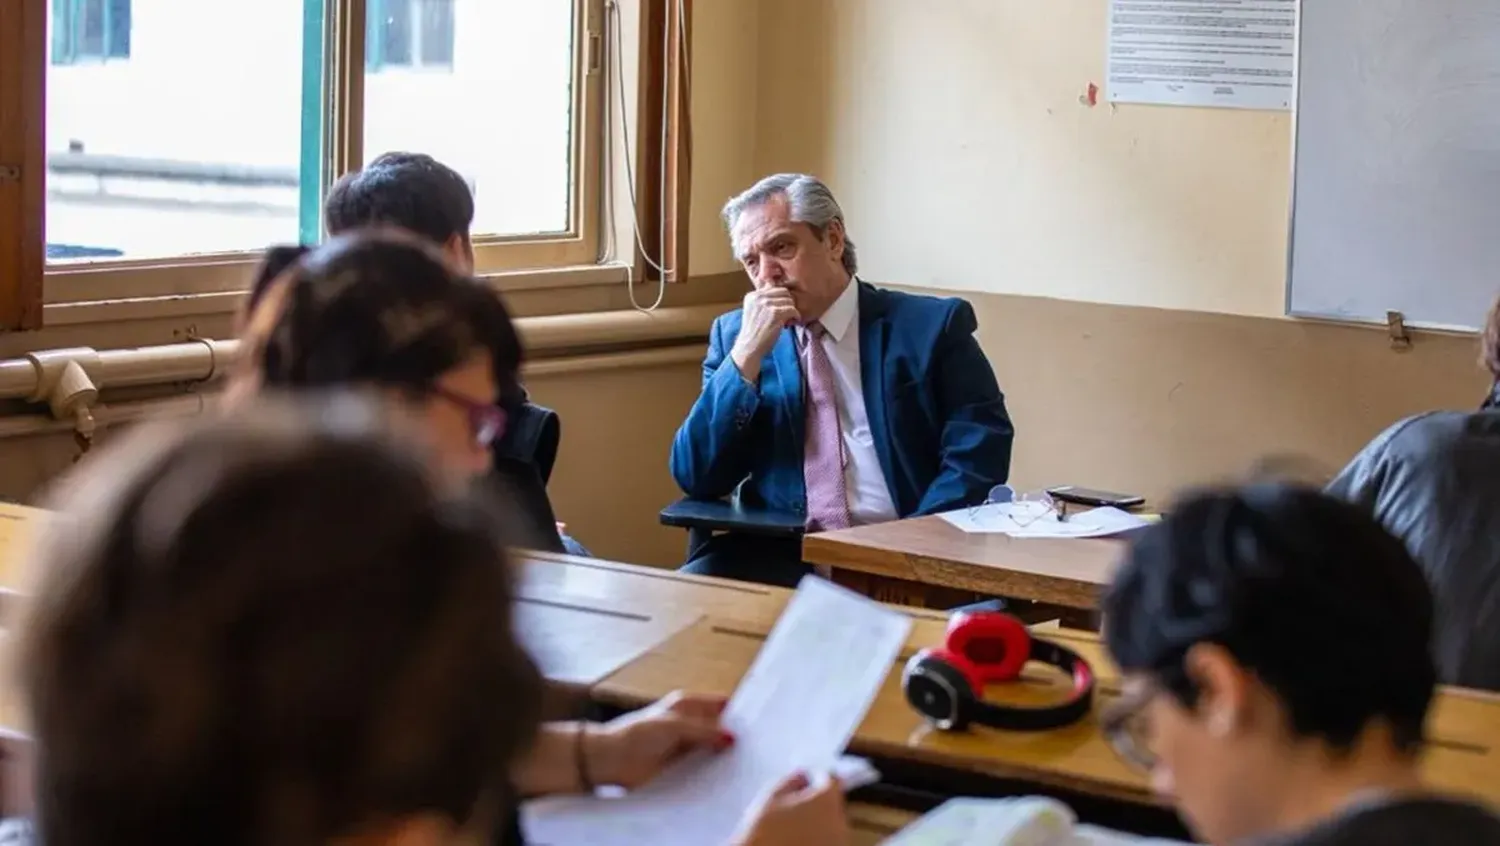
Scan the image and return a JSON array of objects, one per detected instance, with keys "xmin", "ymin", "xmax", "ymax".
[{"xmin": 1047, "ymin": 485, "xmax": 1145, "ymax": 510}]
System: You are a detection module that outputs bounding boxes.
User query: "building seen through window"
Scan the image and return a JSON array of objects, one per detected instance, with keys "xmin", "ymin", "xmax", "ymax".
[
  {"xmin": 52, "ymin": 0, "xmax": 132, "ymax": 64},
  {"xmin": 368, "ymin": 0, "xmax": 456, "ymax": 70},
  {"xmin": 44, "ymin": 0, "xmax": 577, "ymax": 264}
]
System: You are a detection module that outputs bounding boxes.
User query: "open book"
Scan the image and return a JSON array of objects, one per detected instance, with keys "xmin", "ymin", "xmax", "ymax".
[{"xmin": 881, "ymin": 797, "xmax": 1195, "ymax": 845}]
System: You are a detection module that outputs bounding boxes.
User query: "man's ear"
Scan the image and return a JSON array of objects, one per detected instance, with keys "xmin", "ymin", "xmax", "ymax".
[
  {"xmin": 1183, "ymin": 642, "xmax": 1253, "ymax": 737},
  {"xmin": 443, "ymin": 233, "xmax": 475, "ymax": 275},
  {"xmin": 823, "ymin": 219, "xmax": 846, "ymax": 266}
]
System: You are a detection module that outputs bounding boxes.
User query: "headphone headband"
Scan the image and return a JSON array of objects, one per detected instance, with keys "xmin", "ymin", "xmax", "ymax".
[{"xmin": 902, "ymin": 612, "xmax": 1096, "ymax": 732}]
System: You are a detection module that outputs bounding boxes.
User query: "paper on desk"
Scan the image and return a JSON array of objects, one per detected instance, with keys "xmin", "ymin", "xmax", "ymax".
[
  {"xmin": 938, "ymin": 503, "xmax": 1150, "ymax": 539},
  {"xmin": 521, "ymin": 577, "xmax": 911, "ymax": 845}
]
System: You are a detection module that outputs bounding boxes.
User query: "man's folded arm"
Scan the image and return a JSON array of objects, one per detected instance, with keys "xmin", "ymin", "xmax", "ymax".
[
  {"xmin": 669, "ymin": 318, "xmax": 763, "ymax": 499},
  {"xmin": 915, "ymin": 300, "xmax": 1015, "ymax": 516}
]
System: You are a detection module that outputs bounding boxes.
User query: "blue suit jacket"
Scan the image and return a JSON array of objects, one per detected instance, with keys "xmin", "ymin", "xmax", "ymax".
[{"xmin": 670, "ymin": 282, "xmax": 1014, "ymax": 520}]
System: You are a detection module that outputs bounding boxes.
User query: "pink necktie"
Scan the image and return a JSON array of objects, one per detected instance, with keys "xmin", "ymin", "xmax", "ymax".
[{"xmin": 801, "ymin": 322, "xmax": 851, "ymax": 532}]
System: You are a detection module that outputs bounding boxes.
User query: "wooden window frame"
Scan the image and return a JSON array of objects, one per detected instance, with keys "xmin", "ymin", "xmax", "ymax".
[
  {"xmin": 0, "ymin": 0, "xmax": 697, "ymax": 332},
  {"xmin": 0, "ymin": 0, "xmax": 46, "ymax": 330},
  {"xmin": 635, "ymin": 0, "xmax": 690, "ymax": 284}
]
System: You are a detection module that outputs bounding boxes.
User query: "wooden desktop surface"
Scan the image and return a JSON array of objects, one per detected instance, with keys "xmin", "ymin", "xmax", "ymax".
[
  {"xmin": 516, "ymin": 552, "xmax": 1500, "ymax": 811},
  {"xmin": 803, "ymin": 515, "xmax": 1122, "ymax": 610},
  {"xmin": 848, "ymin": 801, "xmax": 915, "ymax": 845},
  {"xmin": 0, "ymin": 524, "xmax": 1495, "ymax": 819}
]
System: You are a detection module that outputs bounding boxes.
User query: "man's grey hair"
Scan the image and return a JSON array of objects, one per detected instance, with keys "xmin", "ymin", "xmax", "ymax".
[{"xmin": 721, "ymin": 173, "xmax": 858, "ymax": 276}]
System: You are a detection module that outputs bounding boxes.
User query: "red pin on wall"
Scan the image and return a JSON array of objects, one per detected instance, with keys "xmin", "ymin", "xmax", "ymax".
[{"xmin": 1079, "ymin": 82, "xmax": 1099, "ymax": 107}]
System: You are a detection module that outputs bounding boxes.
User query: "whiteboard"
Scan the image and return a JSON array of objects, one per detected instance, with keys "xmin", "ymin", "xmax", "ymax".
[{"xmin": 1287, "ymin": 0, "xmax": 1500, "ymax": 332}]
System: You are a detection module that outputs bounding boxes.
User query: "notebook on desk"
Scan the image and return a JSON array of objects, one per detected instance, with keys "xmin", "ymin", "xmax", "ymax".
[{"xmin": 881, "ymin": 796, "xmax": 1194, "ymax": 846}]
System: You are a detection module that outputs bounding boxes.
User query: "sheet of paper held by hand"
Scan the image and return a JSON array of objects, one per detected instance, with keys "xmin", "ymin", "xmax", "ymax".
[{"xmin": 521, "ymin": 576, "xmax": 912, "ymax": 845}]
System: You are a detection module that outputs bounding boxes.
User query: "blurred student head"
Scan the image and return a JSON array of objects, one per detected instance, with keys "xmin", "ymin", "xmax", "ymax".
[
  {"xmin": 324, "ymin": 152, "xmax": 476, "ymax": 274},
  {"xmin": 1101, "ymin": 484, "xmax": 1436, "ymax": 845},
  {"xmin": 16, "ymin": 396, "xmax": 544, "ymax": 846},
  {"xmin": 233, "ymin": 230, "xmax": 523, "ymax": 485}
]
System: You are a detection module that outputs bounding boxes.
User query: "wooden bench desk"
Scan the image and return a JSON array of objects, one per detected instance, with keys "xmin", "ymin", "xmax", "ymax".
[
  {"xmin": 804, "ymin": 515, "xmax": 1122, "ymax": 611},
  {"xmin": 591, "ymin": 612, "xmax": 1500, "ymax": 811},
  {"xmin": 848, "ymin": 802, "xmax": 916, "ymax": 845}
]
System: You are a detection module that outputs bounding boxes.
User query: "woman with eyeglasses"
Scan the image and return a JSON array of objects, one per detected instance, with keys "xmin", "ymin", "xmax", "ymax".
[
  {"xmin": 234, "ymin": 230, "xmax": 522, "ymax": 488},
  {"xmin": 238, "ymin": 234, "xmax": 588, "ymax": 558},
  {"xmin": 224, "ymin": 231, "xmax": 850, "ymax": 846}
]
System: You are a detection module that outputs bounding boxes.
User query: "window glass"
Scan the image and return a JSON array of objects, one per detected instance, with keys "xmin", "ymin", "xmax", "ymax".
[
  {"xmin": 363, "ymin": 0, "xmax": 575, "ymax": 238},
  {"xmin": 46, "ymin": 0, "xmax": 310, "ymax": 261}
]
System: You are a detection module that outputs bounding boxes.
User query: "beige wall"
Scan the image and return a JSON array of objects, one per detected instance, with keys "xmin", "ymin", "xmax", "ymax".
[
  {"xmin": 747, "ymin": 0, "xmax": 1489, "ymax": 499},
  {"xmin": 688, "ymin": 0, "xmax": 759, "ymax": 277},
  {"xmin": 753, "ymin": 0, "xmax": 1293, "ymax": 318}
]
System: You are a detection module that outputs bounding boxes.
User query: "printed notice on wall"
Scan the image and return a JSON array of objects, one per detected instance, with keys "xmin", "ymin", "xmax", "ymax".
[{"xmin": 1107, "ymin": 0, "xmax": 1297, "ymax": 110}]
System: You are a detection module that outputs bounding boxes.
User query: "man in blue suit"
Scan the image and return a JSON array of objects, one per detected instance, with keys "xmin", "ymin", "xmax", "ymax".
[{"xmin": 670, "ymin": 173, "xmax": 1014, "ymax": 586}]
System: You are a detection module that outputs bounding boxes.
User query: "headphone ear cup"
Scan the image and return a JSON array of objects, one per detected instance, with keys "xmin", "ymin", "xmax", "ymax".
[
  {"xmin": 905, "ymin": 647, "xmax": 985, "ymax": 731},
  {"xmin": 946, "ymin": 611, "xmax": 1031, "ymax": 685}
]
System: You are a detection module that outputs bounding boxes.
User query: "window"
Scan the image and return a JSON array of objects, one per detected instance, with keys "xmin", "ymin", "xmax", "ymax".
[
  {"xmin": 1, "ymin": 0, "xmax": 687, "ymax": 331},
  {"xmin": 45, "ymin": 1, "xmax": 306, "ymax": 259},
  {"xmin": 367, "ymin": 0, "xmax": 454, "ymax": 71},
  {"xmin": 51, "ymin": 0, "xmax": 131, "ymax": 65}
]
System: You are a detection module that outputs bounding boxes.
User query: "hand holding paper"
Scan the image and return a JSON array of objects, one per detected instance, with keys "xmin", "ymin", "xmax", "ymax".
[
  {"xmin": 729, "ymin": 771, "xmax": 850, "ymax": 846},
  {"xmin": 584, "ymin": 691, "xmax": 734, "ymax": 789},
  {"xmin": 521, "ymin": 577, "xmax": 912, "ymax": 845}
]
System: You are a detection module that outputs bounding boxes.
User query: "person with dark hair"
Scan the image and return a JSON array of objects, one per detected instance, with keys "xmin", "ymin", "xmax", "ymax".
[
  {"xmin": 240, "ymin": 243, "xmax": 311, "ymax": 327},
  {"xmin": 325, "ymin": 152, "xmax": 477, "ymax": 272},
  {"xmin": 16, "ymin": 397, "xmax": 538, "ymax": 845},
  {"xmin": 322, "ymin": 152, "xmax": 589, "ymax": 557},
  {"xmin": 6, "ymin": 398, "xmax": 848, "ymax": 845},
  {"xmin": 1324, "ymin": 295, "xmax": 1500, "ymax": 692},
  {"xmin": 1100, "ymin": 484, "xmax": 1500, "ymax": 845},
  {"xmin": 236, "ymin": 230, "xmax": 563, "ymax": 550},
  {"xmin": 233, "ymin": 229, "xmax": 524, "ymax": 487}
]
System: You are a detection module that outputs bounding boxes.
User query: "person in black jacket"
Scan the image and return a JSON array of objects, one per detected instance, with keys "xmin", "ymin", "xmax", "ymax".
[
  {"xmin": 1324, "ymin": 296, "xmax": 1500, "ymax": 692},
  {"xmin": 321, "ymin": 151, "xmax": 589, "ymax": 556},
  {"xmin": 1101, "ymin": 485, "xmax": 1500, "ymax": 846}
]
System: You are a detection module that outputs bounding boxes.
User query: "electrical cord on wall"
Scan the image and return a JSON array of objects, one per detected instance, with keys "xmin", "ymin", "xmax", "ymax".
[{"xmin": 601, "ymin": 0, "xmax": 692, "ymax": 313}]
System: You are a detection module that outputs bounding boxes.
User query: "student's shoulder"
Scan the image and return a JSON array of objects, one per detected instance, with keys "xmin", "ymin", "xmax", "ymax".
[
  {"xmin": 1289, "ymin": 797, "xmax": 1500, "ymax": 845},
  {"xmin": 1374, "ymin": 409, "xmax": 1499, "ymax": 463}
]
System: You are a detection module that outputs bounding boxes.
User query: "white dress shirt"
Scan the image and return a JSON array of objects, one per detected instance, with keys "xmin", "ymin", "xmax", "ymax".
[{"xmin": 796, "ymin": 278, "xmax": 899, "ymax": 526}]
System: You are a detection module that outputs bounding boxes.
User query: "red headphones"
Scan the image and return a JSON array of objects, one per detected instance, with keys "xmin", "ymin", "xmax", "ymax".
[{"xmin": 902, "ymin": 611, "xmax": 1096, "ymax": 731}]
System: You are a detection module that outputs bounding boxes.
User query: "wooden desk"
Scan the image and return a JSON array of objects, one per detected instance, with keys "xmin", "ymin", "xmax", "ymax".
[
  {"xmin": 590, "ymin": 610, "xmax": 1500, "ymax": 810},
  {"xmin": 803, "ymin": 515, "xmax": 1122, "ymax": 611},
  {"xmin": 513, "ymin": 552, "xmax": 790, "ymax": 688},
  {"xmin": 849, "ymin": 801, "xmax": 916, "ymax": 844}
]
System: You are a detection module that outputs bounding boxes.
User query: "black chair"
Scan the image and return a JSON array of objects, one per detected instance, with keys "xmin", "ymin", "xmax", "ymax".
[
  {"xmin": 499, "ymin": 400, "xmax": 561, "ymax": 486},
  {"xmin": 492, "ymin": 402, "xmax": 567, "ymax": 554},
  {"xmin": 659, "ymin": 484, "xmax": 805, "ymax": 562}
]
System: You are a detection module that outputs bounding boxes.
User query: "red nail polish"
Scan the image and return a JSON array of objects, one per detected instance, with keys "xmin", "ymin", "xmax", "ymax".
[{"xmin": 717, "ymin": 731, "xmax": 735, "ymax": 749}]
